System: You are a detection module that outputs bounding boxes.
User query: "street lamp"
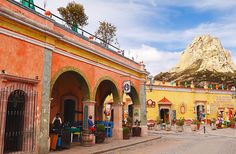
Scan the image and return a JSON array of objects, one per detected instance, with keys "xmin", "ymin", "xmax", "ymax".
[{"xmin": 148, "ymin": 75, "xmax": 154, "ymax": 92}]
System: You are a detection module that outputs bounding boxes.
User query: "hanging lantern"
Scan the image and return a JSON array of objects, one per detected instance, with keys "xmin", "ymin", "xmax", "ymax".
[{"xmin": 216, "ymin": 84, "xmax": 219, "ymax": 89}]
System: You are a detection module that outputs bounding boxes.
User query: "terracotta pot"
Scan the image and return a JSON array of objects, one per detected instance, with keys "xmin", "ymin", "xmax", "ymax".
[
  {"xmin": 123, "ymin": 133, "xmax": 130, "ymax": 140},
  {"xmin": 197, "ymin": 124, "xmax": 200, "ymax": 130},
  {"xmin": 155, "ymin": 124, "xmax": 161, "ymax": 131},
  {"xmin": 95, "ymin": 131, "xmax": 106, "ymax": 143},
  {"xmin": 211, "ymin": 123, "xmax": 217, "ymax": 130},
  {"xmin": 166, "ymin": 124, "xmax": 171, "ymax": 131},
  {"xmin": 191, "ymin": 124, "xmax": 197, "ymax": 131},
  {"xmin": 81, "ymin": 130, "xmax": 93, "ymax": 146},
  {"xmin": 176, "ymin": 125, "xmax": 183, "ymax": 132},
  {"xmin": 132, "ymin": 127, "xmax": 141, "ymax": 137}
]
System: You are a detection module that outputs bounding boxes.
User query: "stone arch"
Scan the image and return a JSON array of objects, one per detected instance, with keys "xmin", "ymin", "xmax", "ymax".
[
  {"xmin": 93, "ymin": 76, "xmax": 120, "ymax": 103},
  {"xmin": 126, "ymin": 83, "xmax": 140, "ymax": 105},
  {"xmin": 50, "ymin": 66, "xmax": 91, "ymax": 100}
]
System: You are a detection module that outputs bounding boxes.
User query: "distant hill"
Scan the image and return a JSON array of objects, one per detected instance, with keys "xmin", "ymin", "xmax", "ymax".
[{"xmin": 155, "ymin": 35, "xmax": 236, "ymax": 88}]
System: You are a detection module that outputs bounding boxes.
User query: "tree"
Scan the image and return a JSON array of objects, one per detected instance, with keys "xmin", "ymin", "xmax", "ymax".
[
  {"xmin": 95, "ymin": 21, "xmax": 118, "ymax": 48},
  {"xmin": 58, "ymin": 2, "xmax": 88, "ymax": 32}
]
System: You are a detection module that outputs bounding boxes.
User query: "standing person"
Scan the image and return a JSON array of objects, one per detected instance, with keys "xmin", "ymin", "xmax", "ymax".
[
  {"xmin": 52, "ymin": 113, "xmax": 62, "ymax": 130},
  {"xmin": 50, "ymin": 113, "xmax": 62, "ymax": 151},
  {"xmin": 88, "ymin": 115, "xmax": 96, "ymax": 133}
]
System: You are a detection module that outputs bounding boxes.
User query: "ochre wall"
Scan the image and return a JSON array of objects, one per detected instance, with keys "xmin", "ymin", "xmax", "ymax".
[{"xmin": 146, "ymin": 86, "xmax": 236, "ymax": 121}]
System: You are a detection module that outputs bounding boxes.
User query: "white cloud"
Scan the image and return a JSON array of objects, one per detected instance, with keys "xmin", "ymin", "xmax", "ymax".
[{"xmin": 128, "ymin": 45, "xmax": 181, "ymax": 75}]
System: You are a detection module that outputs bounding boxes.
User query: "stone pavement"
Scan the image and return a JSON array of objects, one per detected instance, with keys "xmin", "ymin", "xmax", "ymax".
[
  {"xmin": 149, "ymin": 125, "xmax": 236, "ymax": 138},
  {"xmin": 50, "ymin": 135, "xmax": 161, "ymax": 154}
]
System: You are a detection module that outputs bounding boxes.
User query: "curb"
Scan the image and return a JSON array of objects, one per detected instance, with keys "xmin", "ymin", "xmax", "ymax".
[{"xmin": 91, "ymin": 136, "xmax": 162, "ymax": 154}]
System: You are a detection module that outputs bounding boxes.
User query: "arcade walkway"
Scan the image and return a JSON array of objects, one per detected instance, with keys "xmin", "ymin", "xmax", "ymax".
[{"xmin": 50, "ymin": 135, "xmax": 161, "ymax": 154}]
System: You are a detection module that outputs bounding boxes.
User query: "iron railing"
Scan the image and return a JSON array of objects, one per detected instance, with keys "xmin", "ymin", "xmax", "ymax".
[{"xmin": 9, "ymin": 0, "xmax": 127, "ymax": 57}]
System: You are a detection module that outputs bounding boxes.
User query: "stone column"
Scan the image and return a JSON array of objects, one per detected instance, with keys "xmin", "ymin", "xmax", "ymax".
[
  {"xmin": 113, "ymin": 103, "xmax": 123, "ymax": 139},
  {"xmin": 82, "ymin": 101, "xmax": 96, "ymax": 129},
  {"xmin": 140, "ymin": 81, "xmax": 148, "ymax": 137},
  {"xmin": 133, "ymin": 104, "xmax": 141, "ymax": 122},
  {"xmin": 82, "ymin": 101, "xmax": 96, "ymax": 144},
  {"xmin": 39, "ymin": 48, "xmax": 52, "ymax": 154}
]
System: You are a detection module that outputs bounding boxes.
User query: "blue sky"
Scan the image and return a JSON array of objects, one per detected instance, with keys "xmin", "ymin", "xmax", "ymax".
[{"xmin": 23, "ymin": 0, "xmax": 236, "ymax": 75}]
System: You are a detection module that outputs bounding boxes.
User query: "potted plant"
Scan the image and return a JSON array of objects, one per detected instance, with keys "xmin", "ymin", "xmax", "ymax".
[
  {"xmin": 230, "ymin": 119, "xmax": 235, "ymax": 128},
  {"xmin": 123, "ymin": 127, "xmax": 130, "ymax": 140},
  {"xmin": 191, "ymin": 119, "xmax": 197, "ymax": 131},
  {"xmin": 81, "ymin": 129, "xmax": 93, "ymax": 146},
  {"xmin": 165, "ymin": 120, "xmax": 171, "ymax": 131},
  {"xmin": 132, "ymin": 119, "xmax": 141, "ymax": 137},
  {"xmin": 95, "ymin": 124, "xmax": 106, "ymax": 143},
  {"xmin": 176, "ymin": 117, "xmax": 184, "ymax": 132},
  {"xmin": 155, "ymin": 116, "xmax": 161, "ymax": 131},
  {"xmin": 211, "ymin": 118, "xmax": 217, "ymax": 130},
  {"xmin": 196, "ymin": 120, "xmax": 201, "ymax": 130}
]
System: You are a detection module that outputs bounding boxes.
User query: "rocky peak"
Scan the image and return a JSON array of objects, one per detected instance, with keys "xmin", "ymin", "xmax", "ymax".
[{"xmin": 170, "ymin": 35, "xmax": 236, "ymax": 73}]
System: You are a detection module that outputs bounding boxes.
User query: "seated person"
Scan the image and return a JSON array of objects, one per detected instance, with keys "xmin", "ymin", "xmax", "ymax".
[{"xmin": 88, "ymin": 115, "xmax": 96, "ymax": 133}]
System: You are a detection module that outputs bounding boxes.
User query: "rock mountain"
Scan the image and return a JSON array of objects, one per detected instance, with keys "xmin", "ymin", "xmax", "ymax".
[{"xmin": 155, "ymin": 35, "xmax": 236, "ymax": 87}]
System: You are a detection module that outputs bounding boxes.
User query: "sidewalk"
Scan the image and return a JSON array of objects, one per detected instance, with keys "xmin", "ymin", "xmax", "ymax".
[
  {"xmin": 50, "ymin": 135, "xmax": 161, "ymax": 154},
  {"xmin": 149, "ymin": 125, "xmax": 236, "ymax": 138}
]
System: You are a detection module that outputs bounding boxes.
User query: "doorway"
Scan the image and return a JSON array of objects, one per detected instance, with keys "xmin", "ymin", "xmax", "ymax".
[
  {"xmin": 4, "ymin": 90, "xmax": 25, "ymax": 153},
  {"xmin": 64, "ymin": 99, "xmax": 76, "ymax": 125},
  {"xmin": 196, "ymin": 105, "xmax": 205, "ymax": 121},
  {"xmin": 160, "ymin": 109, "xmax": 169, "ymax": 123}
]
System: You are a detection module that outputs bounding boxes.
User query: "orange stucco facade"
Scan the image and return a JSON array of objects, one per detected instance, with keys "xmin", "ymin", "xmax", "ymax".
[{"xmin": 0, "ymin": 1, "xmax": 148, "ymax": 154}]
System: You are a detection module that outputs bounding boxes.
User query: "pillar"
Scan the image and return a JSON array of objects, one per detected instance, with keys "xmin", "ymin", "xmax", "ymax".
[
  {"xmin": 83, "ymin": 101, "xmax": 96, "ymax": 144},
  {"xmin": 113, "ymin": 103, "xmax": 123, "ymax": 139},
  {"xmin": 133, "ymin": 104, "xmax": 141, "ymax": 122},
  {"xmin": 82, "ymin": 101, "xmax": 96, "ymax": 129},
  {"xmin": 140, "ymin": 81, "xmax": 148, "ymax": 137},
  {"xmin": 39, "ymin": 48, "xmax": 52, "ymax": 154}
]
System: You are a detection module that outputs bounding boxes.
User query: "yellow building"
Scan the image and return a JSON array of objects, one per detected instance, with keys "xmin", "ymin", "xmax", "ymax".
[{"xmin": 146, "ymin": 81, "xmax": 236, "ymax": 124}]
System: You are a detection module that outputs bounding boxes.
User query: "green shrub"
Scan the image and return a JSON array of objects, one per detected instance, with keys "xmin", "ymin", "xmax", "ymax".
[
  {"xmin": 97, "ymin": 124, "xmax": 105, "ymax": 132},
  {"xmin": 176, "ymin": 117, "xmax": 185, "ymax": 126},
  {"xmin": 123, "ymin": 127, "xmax": 130, "ymax": 134}
]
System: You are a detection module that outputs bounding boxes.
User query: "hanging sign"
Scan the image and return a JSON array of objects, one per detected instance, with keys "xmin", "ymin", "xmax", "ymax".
[{"xmin": 123, "ymin": 80, "xmax": 131, "ymax": 93}]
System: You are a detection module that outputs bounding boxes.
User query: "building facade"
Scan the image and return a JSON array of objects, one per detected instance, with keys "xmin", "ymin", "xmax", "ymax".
[
  {"xmin": 0, "ymin": 1, "xmax": 148, "ymax": 153},
  {"xmin": 146, "ymin": 81, "xmax": 236, "ymax": 123}
]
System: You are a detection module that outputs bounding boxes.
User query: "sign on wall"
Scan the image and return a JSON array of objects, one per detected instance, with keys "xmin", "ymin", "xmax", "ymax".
[{"xmin": 123, "ymin": 80, "xmax": 131, "ymax": 93}]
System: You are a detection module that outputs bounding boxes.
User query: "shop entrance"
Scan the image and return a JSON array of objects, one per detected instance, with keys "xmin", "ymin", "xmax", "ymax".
[
  {"xmin": 4, "ymin": 90, "xmax": 25, "ymax": 153},
  {"xmin": 196, "ymin": 105, "xmax": 205, "ymax": 121},
  {"xmin": 64, "ymin": 99, "xmax": 76, "ymax": 125},
  {"xmin": 160, "ymin": 109, "xmax": 169, "ymax": 123}
]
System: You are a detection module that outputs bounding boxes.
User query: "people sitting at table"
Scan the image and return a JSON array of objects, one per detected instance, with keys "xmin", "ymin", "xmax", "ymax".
[{"xmin": 88, "ymin": 115, "xmax": 96, "ymax": 133}]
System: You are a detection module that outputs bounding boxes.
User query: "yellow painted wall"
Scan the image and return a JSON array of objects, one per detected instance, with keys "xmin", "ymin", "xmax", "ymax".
[{"xmin": 146, "ymin": 85, "xmax": 236, "ymax": 121}]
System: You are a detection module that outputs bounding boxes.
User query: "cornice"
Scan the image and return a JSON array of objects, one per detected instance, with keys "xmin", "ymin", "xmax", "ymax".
[{"xmin": 0, "ymin": 73, "xmax": 39, "ymax": 85}]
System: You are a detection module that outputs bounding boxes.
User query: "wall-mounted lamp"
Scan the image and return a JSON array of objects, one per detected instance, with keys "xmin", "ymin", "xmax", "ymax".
[
  {"xmin": 1, "ymin": 70, "xmax": 5, "ymax": 74},
  {"xmin": 148, "ymin": 75, "xmax": 154, "ymax": 92}
]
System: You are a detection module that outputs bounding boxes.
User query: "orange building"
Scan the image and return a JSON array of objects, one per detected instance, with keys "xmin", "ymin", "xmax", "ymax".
[{"xmin": 0, "ymin": 1, "xmax": 148, "ymax": 153}]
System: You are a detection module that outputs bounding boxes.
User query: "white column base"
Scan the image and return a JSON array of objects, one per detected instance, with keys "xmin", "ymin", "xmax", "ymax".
[
  {"xmin": 113, "ymin": 128, "xmax": 123, "ymax": 139},
  {"xmin": 141, "ymin": 125, "xmax": 148, "ymax": 137}
]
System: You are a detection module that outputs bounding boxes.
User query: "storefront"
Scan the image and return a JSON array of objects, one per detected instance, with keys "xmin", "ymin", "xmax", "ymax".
[{"xmin": 146, "ymin": 81, "xmax": 236, "ymax": 122}]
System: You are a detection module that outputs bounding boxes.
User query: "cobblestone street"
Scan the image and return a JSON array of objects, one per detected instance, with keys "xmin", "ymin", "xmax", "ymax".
[
  {"xmin": 113, "ymin": 133, "xmax": 236, "ymax": 154},
  {"xmin": 51, "ymin": 127, "xmax": 236, "ymax": 154}
]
